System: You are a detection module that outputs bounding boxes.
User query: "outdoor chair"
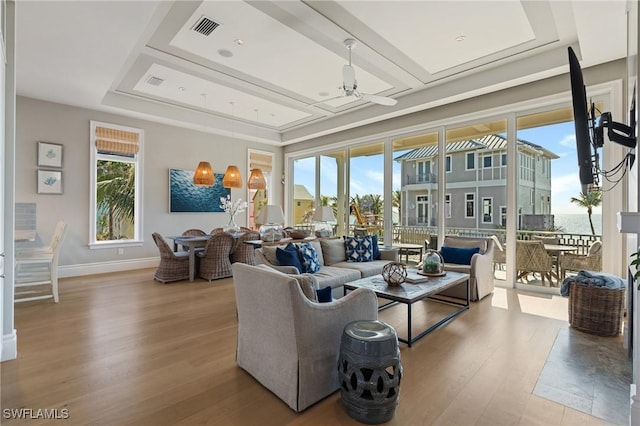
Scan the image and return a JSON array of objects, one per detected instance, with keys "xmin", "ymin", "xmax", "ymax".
[
  {"xmin": 152, "ymin": 232, "xmax": 190, "ymax": 283},
  {"xmin": 560, "ymin": 240, "xmax": 602, "ymax": 279},
  {"xmin": 197, "ymin": 232, "xmax": 235, "ymax": 281},
  {"xmin": 516, "ymin": 240, "xmax": 554, "ymax": 286},
  {"xmin": 490, "ymin": 235, "xmax": 506, "ymax": 271},
  {"xmin": 15, "ymin": 220, "xmax": 68, "ymax": 303}
]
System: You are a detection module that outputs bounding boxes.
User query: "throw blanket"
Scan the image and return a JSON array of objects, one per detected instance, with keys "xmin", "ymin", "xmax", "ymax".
[{"xmin": 561, "ymin": 270, "xmax": 626, "ymax": 297}]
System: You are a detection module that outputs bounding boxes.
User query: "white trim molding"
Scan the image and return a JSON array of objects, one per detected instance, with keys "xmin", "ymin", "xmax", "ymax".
[
  {"xmin": 2, "ymin": 329, "xmax": 17, "ymax": 361},
  {"xmin": 58, "ymin": 257, "xmax": 159, "ymax": 278}
]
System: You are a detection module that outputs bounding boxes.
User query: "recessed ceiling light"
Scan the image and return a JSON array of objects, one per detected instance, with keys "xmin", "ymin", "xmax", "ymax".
[
  {"xmin": 234, "ymin": 39, "xmax": 245, "ymax": 45},
  {"xmin": 455, "ymin": 35, "xmax": 466, "ymax": 42},
  {"xmin": 178, "ymin": 86, "xmax": 186, "ymax": 92},
  {"xmin": 218, "ymin": 49, "xmax": 233, "ymax": 58}
]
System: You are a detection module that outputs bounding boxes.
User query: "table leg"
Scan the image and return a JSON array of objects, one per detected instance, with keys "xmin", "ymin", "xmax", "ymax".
[
  {"xmin": 407, "ymin": 303, "xmax": 412, "ymax": 348},
  {"xmin": 189, "ymin": 249, "xmax": 196, "ymax": 282}
]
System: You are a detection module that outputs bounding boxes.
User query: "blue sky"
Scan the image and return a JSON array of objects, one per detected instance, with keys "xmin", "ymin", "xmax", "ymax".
[{"xmin": 294, "ymin": 120, "xmax": 600, "ymax": 215}]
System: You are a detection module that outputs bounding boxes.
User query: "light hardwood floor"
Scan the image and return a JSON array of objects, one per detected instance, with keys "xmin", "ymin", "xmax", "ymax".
[{"xmin": 1, "ymin": 268, "xmax": 610, "ymax": 425}]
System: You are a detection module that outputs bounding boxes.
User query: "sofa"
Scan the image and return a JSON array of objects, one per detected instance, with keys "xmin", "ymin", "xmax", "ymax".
[
  {"xmin": 255, "ymin": 237, "xmax": 399, "ymax": 298},
  {"xmin": 232, "ymin": 262, "xmax": 378, "ymax": 412},
  {"xmin": 438, "ymin": 235, "xmax": 495, "ymax": 301}
]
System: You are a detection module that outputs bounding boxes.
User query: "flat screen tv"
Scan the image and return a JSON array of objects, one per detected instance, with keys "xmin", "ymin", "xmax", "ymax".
[{"xmin": 568, "ymin": 46, "xmax": 597, "ymax": 195}]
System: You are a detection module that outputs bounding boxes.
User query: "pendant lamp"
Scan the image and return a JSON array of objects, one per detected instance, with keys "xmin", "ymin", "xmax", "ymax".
[
  {"xmin": 193, "ymin": 161, "xmax": 215, "ymax": 186},
  {"xmin": 247, "ymin": 168, "xmax": 266, "ymax": 190},
  {"xmin": 222, "ymin": 165, "xmax": 242, "ymax": 188}
]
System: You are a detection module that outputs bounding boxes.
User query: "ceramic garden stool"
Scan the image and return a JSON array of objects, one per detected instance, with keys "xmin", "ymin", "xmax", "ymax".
[{"xmin": 338, "ymin": 320, "xmax": 402, "ymax": 424}]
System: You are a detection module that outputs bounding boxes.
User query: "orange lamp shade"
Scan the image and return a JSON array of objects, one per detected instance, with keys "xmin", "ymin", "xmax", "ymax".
[
  {"xmin": 247, "ymin": 169, "xmax": 266, "ymax": 190},
  {"xmin": 222, "ymin": 165, "xmax": 242, "ymax": 188},
  {"xmin": 193, "ymin": 162, "xmax": 215, "ymax": 186}
]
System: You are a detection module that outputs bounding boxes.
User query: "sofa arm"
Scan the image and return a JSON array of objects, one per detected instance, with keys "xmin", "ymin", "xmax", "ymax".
[
  {"xmin": 470, "ymin": 244, "xmax": 495, "ymax": 300},
  {"xmin": 255, "ymin": 248, "xmax": 300, "ymax": 275},
  {"xmin": 379, "ymin": 247, "xmax": 399, "ymax": 261}
]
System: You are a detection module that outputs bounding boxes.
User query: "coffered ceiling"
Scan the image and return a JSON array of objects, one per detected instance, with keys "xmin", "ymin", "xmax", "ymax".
[{"xmin": 16, "ymin": 1, "xmax": 629, "ymax": 146}]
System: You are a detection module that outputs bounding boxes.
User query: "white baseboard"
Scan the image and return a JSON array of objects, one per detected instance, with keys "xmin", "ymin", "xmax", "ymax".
[
  {"xmin": 2, "ymin": 329, "xmax": 17, "ymax": 361},
  {"xmin": 58, "ymin": 257, "xmax": 159, "ymax": 278}
]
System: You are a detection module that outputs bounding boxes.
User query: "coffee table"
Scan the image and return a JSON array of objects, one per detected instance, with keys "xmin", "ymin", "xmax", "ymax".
[{"xmin": 343, "ymin": 270, "xmax": 470, "ymax": 347}]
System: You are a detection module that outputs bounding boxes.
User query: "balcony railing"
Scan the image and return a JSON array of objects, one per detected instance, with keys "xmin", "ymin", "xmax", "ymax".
[{"xmin": 404, "ymin": 173, "xmax": 437, "ymax": 185}]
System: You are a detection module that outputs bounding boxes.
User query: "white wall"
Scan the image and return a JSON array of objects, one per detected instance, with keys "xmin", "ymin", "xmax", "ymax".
[{"xmin": 15, "ymin": 96, "xmax": 283, "ymax": 276}]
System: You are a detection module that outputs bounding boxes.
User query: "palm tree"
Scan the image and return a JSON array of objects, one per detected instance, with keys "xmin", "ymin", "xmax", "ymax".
[
  {"xmin": 96, "ymin": 160, "xmax": 135, "ymax": 240},
  {"xmin": 392, "ymin": 189, "xmax": 401, "ymax": 225},
  {"xmin": 570, "ymin": 189, "xmax": 602, "ymax": 235}
]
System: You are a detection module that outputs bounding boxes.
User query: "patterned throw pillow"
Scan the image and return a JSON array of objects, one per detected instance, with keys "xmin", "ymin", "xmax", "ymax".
[
  {"xmin": 344, "ymin": 236, "xmax": 374, "ymax": 262},
  {"xmin": 297, "ymin": 242, "xmax": 321, "ymax": 273}
]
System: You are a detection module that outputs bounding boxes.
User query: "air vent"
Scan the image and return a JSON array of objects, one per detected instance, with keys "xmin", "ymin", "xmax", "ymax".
[
  {"xmin": 192, "ymin": 16, "xmax": 219, "ymax": 36},
  {"xmin": 145, "ymin": 76, "xmax": 164, "ymax": 86}
]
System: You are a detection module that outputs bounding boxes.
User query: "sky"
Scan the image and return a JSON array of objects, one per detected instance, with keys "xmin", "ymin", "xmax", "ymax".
[{"xmin": 293, "ymin": 120, "xmax": 607, "ymax": 215}]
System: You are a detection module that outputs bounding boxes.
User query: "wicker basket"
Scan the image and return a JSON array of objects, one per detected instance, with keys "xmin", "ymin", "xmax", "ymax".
[{"xmin": 568, "ymin": 281, "xmax": 625, "ymax": 336}]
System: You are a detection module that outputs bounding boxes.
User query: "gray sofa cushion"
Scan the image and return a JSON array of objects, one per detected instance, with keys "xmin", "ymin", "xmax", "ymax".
[
  {"xmin": 320, "ymin": 238, "xmax": 346, "ymax": 265},
  {"xmin": 332, "ymin": 260, "xmax": 392, "ymax": 278},
  {"xmin": 312, "ymin": 266, "xmax": 360, "ymax": 289}
]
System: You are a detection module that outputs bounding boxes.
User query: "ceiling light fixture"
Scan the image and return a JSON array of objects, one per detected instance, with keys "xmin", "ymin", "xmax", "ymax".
[
  {"xmin": 193, "ymin": 161, "xmax": 215, "ymax": 187},
  {"xmin": 455, "ymin": 35, "xmax": 466, "ymax": 42},
  {"xmin": 234, "ymin": 39, "xmax": 245, "ymax": 45},
  {"xmin": 223, "ymin": 101, "xmax": 242, "ymax": 188}
]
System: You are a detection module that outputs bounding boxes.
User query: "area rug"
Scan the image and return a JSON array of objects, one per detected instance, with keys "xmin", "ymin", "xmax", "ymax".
[{"xmin": 533, "ymin": 326, "xmax": 632, "ymax": 425}]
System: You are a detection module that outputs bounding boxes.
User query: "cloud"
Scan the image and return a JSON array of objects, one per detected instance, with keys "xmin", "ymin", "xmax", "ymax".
[
  {"xmin": 559, "ymin": 134, "xmax": 576, "ymax": 148},
  {"xmin": 552, "ymin": 172, "xmax": 580, "ymax": 195}
]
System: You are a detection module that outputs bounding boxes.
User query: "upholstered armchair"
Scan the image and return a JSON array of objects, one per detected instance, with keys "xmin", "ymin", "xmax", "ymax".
[
  {"xmin": 560, "ymin": 240, "xmax": 602, "ymax": 279},
  {"xmin": 232, "ymin": 263, "xmax": 378, "ymax": 412},
  {"xmin": 152, "ymin": 232, "xmax": 190, "ymax": 283},
  {"xmin": 438, "ymin": 235, "xmax": 495, "ymax": 301},
  {"xmin": 197, "ymin": 232, "xmax": 235, "ymax": 281}
]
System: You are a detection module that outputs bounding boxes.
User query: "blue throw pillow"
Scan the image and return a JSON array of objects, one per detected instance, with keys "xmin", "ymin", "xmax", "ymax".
[
  {"xmin": 297, "ymin": 242, "xmax": 320, "ymax": 273},
  {"xmin": 276, "ymin": 243, "xmax": 303, "ymax": 273},
  {"xmin": 371, "ymin": 234, "xmax": 381, "ymax": 260},
  {"xmin": 316, "ymin": 286, "xmax": 332, "ymax": 303},
  {"xmin": 440, "ymin": 246, "xmax": 480, "ymax": 265},
  {"xmin": 344, "ymin": 236, "xmax": 374, "ymax": 262}
]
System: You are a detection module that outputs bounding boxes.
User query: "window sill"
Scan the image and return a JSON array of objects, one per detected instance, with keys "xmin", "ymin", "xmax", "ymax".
[{"xmin": 89, "ymin": 240, "xmax": 143, "ymax": 250}]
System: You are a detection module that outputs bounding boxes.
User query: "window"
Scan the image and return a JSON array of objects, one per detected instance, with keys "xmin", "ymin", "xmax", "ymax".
[
  {"xmin": 417, "ymin": 160, "xmax": 432, "ymax": 182},
  {"xmin": 482, "ymin": 154, "xmax": 492, "ymax": 168},
  {"xmin": 466, "ymin": 153, "xmax": 475, "ymax": 170},
  {"xmin": 500, "ymin": 206, "xmax": 507, "ymax": 226},
  {"xmin": 90, "ymin": 121, "xmax": 143, "ymax": 248},
  {"xmin": 501, "ymin": 153, "xmax": 507, "ymax": 166},
  {"xmin": 482, "ymin": 198, "xmax": 493, "ymax": 223},
  {"xmin": 445, "ymin": 155, "xmax": 452, "ymax": 172},
  {"xmin": 417, "ymin": 195, "xmax": 429, "ymax": 224},
  {"xmin": 465, "ymin": 193, "xmax": 475, "ymax": 218},
  {"xmin": 445, "ymin": 193, "xmax": 451, "ymax": 218}
]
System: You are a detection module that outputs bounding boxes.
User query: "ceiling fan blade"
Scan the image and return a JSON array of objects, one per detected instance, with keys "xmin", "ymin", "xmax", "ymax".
[
  {"xmin": 360, "ymin": 93, "xmax": 397, "ymax": 106},
  {"xmin": 342, "ymin": 64, "xmax": 356, "ymax": 90}
]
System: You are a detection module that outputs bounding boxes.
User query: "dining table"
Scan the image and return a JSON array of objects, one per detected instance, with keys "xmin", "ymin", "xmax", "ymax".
[
  {"xmin": 167, "ymin": 235, "xmax": 211, "ymax": 282},
  {"xmin": 543, "ymin": 244, "xmax": 578, "ymax": 282}
]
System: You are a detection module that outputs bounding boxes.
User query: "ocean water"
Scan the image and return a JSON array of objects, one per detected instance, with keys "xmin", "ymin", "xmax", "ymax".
[
  {"xmin": 553, "ymin": 213, "xmax": 602, "ymax": 235},
  {"xmin": 169, "ymin": 169, "xmax": 229, "ymax": 213}
]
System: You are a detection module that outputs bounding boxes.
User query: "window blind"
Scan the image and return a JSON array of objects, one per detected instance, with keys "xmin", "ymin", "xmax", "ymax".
[{"xmin": 95, "ymin": 126, "xmax": 140, "ymax": 156}]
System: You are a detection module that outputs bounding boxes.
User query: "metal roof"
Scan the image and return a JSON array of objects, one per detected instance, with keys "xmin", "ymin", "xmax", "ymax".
[{"xmin": 394, "ymin": 134, "xmax": 560, "ymax": 161}]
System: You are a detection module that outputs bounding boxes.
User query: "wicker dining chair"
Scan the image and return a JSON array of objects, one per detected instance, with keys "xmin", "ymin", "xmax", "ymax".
[
  {"xmin": 231, "ymin": 231, "xmax": 260, "ymax": 265},
  {"xmin": 490, "ymin": 235, "xmax": 506, "ymax": 271},
  {"xmin": 152, "ymin": 232, "xmax": 190, "ymax": 283},
  {"xmin": 179, "ymin": 228, "xmax": 206, "ymax": 251},
  {"xmin": 559, "ymin": 240, "xmax": 602, "ymax": 279},
  {"xmin": 210, "ymin": 227, "xmax": 224, "ymax": 235},
  {"xmin": 197, "ymin": 232, "xmax": 235, "ymax": 281},
  {"xmin": 516, "ymin": 240, "xmax": 554, "ymax": 286}
]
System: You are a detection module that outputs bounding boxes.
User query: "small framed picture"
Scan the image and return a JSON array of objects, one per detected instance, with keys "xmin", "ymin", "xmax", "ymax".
[
  {"xmin": 37, "ymin": 170, "xmax": 63, "ymax": 194},
  {"xmin": 37, "ymin": 141, "xmax": 63, "ymax": 168}
]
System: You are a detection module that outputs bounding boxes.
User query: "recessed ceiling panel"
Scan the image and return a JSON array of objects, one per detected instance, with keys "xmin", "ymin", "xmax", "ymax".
[
  {"xmin": 339, "ymin": 1, "xmax": 535, "ymax": 74},
  {"xmin": 133, "ymin": 63, "xmax": 312, "ymax": 127},
  {"xmin": 168, "ymin": 1, "xmax": 393, "ymax": 102}
]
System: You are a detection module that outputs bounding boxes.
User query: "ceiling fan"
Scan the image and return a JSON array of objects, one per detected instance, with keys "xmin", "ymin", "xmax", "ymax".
[{"xmin": 323, "ymin": 38, "xmax": 397, "ymax": 107}]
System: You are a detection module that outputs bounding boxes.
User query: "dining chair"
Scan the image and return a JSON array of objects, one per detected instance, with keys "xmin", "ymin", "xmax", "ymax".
[
  {"xmin": 152, "ymin": 232, "xmax": 190, "ymax": 283},
  {"xmin": 15, "ymin": 220, "xmax": 69, "ymax": 303},
  {"xmin": 516, "ymin": 240, "xmax": 554, "ymax": 286},
  {"xmin": 490, "ymin": 235, "xmax": 506, "ymax": 271},
  {"xmin": 231, "ymin": 231, "xmax": 260, "ymax": 265},
  {"xmin": 179, "ymin": 228, "xmax": 206, "ymax": 251},
  {"xmin": 197, "ymin": 232, "xmax": 235, "ymax": 281}
]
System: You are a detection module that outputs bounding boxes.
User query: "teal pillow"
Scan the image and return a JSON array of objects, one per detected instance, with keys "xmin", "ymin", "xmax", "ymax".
[
  {"xmin": 344, "ymin": 236, "xmax": 374, "ymax": 262},
  {"xmin": 316, "ymin": 286, "xmax": 332, "ymax": 303},
  {"xmin": 276, "ymin": 243, "xmax": 303, "ymax": 273},
  {"xmin": 297, "ymin": 242, "xmax": 320, "ymax": 273},
  {"xmin": 440, "ymin": 246, "xmax": 479, "ymax": 265}
]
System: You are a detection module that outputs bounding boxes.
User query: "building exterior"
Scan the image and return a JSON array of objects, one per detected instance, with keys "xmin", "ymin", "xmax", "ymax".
[
  {"xmin": 395, "ymin": 134, "xmax": 559, "ymax": 230},
  {"xmin": 293, "ymin": 184, "xmax": 314, "ymax": 225}
]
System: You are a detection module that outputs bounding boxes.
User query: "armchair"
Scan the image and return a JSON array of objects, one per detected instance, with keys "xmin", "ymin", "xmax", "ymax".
[
  {"xmin": 560, "ymin": 240, "xmax": 602, "ymax": 279},
  {"xmin": 438, "ymin": 235, "xmax": 495, "ymax": 301},
  {"xmin": 197, "ymin": 232, "xmax": 235, "ymax": 281},
  {"xmin": 232, "ymin": 263, "xmax": 378, "ymax": 412}
]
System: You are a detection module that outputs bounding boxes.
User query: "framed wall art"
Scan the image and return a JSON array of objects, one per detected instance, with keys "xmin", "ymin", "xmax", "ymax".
[
  {"xmin": 37, "ymin": 170, "xmax": 63, "ymax": 194},
  {"xmin": 37, "ymin": 141, "xmax": 63, "ymax": 168},
  {"xmin": 169, "ymin": 168, "xmax": 230, "ymax": 213}
]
